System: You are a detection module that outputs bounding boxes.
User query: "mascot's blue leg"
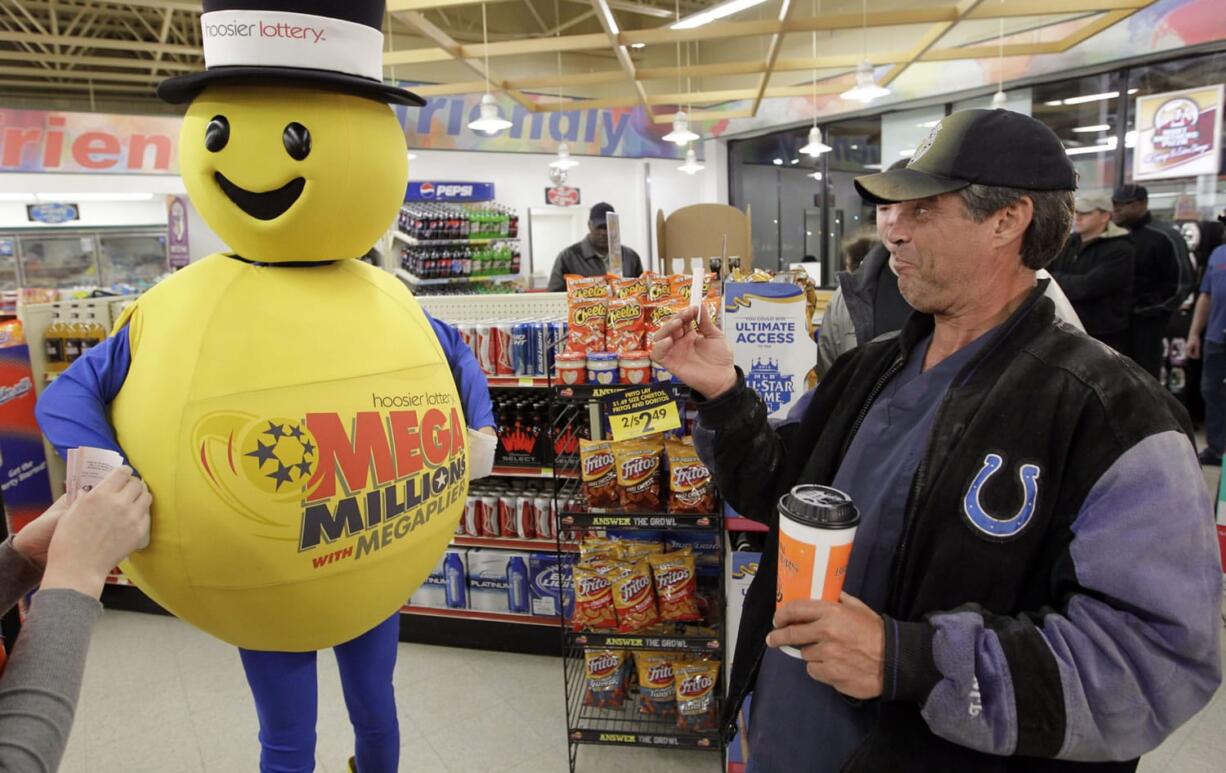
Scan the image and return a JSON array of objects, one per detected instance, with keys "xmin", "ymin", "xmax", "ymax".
[
  {"xmin": 238, "ymin": 648, "xmax": 320, "ymax": 773},
  {"xmin": 334, "ymin": 614, "xmax": 402, "ymax": 773}
]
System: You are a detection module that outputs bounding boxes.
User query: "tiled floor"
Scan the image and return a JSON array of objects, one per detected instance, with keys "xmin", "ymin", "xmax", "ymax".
[{"xmin": 58, "ymin": 465, "xmax": 1225, "ymax": 773}]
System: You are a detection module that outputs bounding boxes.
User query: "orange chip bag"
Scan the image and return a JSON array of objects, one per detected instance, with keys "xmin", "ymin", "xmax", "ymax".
[
  {"xmin": 666, "ymin": 438, "xmax": 716, "ymax": 514},
  {"xmin": 703, "ymin": 292, "xmax": 722, "ymax": 330},
  {"xmin": 610, "ymin": 275, "xmax": 650, "ymax": 303},
  {"xmin": 644, "ymin": 298, "xmax": 689, "ymax": 342},
  {"xmin": 566, "ymin": 274, "xmax": 610, "ymax": 303},
  {"xmin": 648, "ymin": 551, "xmax": 700, "ymax": 623},
  {"xmin": 668, "ymin": 272, "xmax": 715, "ymax": 302},
  {"xmin": 606, "ymin": 298, "xmax": 646, "ymax": 354},
  {"xmin": 568, "ymin": 299, "xmax": 608, "ymax": 354},
  {"xmin": 580, "ymin": 439, "xmax": 619, "ymax": 509},
  {"xmin": 572, "ymin": 563, "xmax": 618, "ymax": 631},
  {"xmin": 648, "ymin": 273, "xmax": 672, "ymax": 303},
  {"xmin": 635, "ymin": 651, "xmax": 677, "ymax": 717},
  {"xmin": 611, "ymin": 559, "xmax": 660, "ymax": 633},
  {"xmin": 614, "ymin": 438, "xmax": 664, "ymax": 512},
  {"xmin": 675, "ymin": 660, "xmax": 720, "ymax": 732}
]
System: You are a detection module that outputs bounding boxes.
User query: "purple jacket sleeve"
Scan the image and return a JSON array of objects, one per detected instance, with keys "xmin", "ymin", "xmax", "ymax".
[
  {"xmin": 884, "ymin": 430, "xmax": 1222, "ymax": 760},
  {"xmin": 425, "ymin": 312, "xmax": 496, "ymax": 430},
  {"xmin": 35, "ymin": 330, "xmax": 131, "ymax": 460}
]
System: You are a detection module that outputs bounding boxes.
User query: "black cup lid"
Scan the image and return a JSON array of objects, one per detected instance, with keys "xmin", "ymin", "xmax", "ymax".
[{"xmin": 781, "ymin": 484, "xmax": 859, "ymax": 529}]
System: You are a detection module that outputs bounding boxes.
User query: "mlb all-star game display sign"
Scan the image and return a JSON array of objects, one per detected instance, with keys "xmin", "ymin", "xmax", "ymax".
[{"xmin": 723, "ymin": 283, "xmax": 816, "ymax": 420}]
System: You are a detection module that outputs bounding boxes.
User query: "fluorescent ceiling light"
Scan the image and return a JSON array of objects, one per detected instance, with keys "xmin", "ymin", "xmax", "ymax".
[
  {"xmin": 772, "ymin": 158, "xmax": 783, "ymax": 166},
  {"xmin": 790, "ymin": 158, "xmax": 799, "ymax": 165},
  {"xmin": 1044, "ymin": 100, "xmax": 1063, "ymax": 106},
  {"xmin": 808, "ymin": 171, "xmax": 823, "ymax": 181},
  {"xmin": 38, "ymin": 192, "xmax": 154, "ymax": 202},
  {"xmin": 1072, "ymin": 124, "xmax": 1111, "ymax": 133},
  {"xmin": 662, "ymin": 110, "xmax": 699, "ymax": 145},
  {"xmin": 1128, "ymin": 88, "xmax": 1138, "ymax": 94},
  {"xmin": 678, "ymin": 147, "xmax": 705, "ymax": 175},
  {"xmin": 917, "ymin": 120, "xmax": 940, "ymax": 128},
  {"xmin": 407, "ymin": 151, "xmax": 418, "ymax": 160},
  {"xmin": 630, "ymin": 43, "xmax": 646, "ymax": 49},
  {"xmin": 863, "ymin": 163, "xmax": 884, "ymax": 170},
  {"xmin": 549, "ymin": 142, "xmax": 580, "ymax": 171},
  {"xmin": 1065, "ymin": 137, "xmax": 1118, "ymax": 156},
  {"xmin": 899, "ymin": 148, "xmax": 916, "ymax": 157},
  {"xmin": 991, "ymin": 89, "xmax": 1008, "ymax": 108},
  {"xmin": 1125, "ymin": 130, "xmax": 1137, "ymax": 148},
  {"xmin": 840, "ymin": 61, "xmax": 891, "ymax": 103},
  {"xmin": 799, "ymin": 126, "xmax": 831, "ymax": 157},
  {"xmin": 671, "ymin": 0, "xmax": 767, "ymax": 30},
  {"xmin": 468, "ymin": 94, "xmax": 512, "ymax": 135},
  {"xmin": 1047, "ymin": 91, "xmax": 1120, "ymax": 107}
]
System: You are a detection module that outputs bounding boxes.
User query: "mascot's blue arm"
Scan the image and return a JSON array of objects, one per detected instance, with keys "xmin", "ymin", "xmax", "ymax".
[
  {"xmin": 33, "ymin": 314, "xmax": 494, "ymax": 460},
  {"xmin": 425, "ymin": 312, "xmax": 495, "ymax": 430},
  {"xmin": 35, "ymin": 328, "xmax": 132, "ymax": 460}
]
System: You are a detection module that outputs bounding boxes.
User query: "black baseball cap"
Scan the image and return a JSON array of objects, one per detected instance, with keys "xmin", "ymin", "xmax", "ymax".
[
  {"xmin": 855, "ymin": 109, "xmax": 1076, "ymax": 205},
  {"xmin": 1112, "ymin": 184, "xmax": 1149, "ymax": 204},
  {"xmin": 590, "ymin": 202, "xmax": 615, "ymax": 226}
]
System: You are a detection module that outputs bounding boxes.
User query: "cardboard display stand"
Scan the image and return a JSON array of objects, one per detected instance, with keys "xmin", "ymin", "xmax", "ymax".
[{"xmin": 656, "ymin": 204, "xmax": 752, "ymax": 276}]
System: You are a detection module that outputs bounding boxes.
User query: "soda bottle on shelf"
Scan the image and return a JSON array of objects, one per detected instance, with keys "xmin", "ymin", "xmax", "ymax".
[
  {"xmin": 43, "ymin": 308, "xmax": 67, "ymax": 372},
  {"xmin": 80, "ymin": 311, "xmax": 106, "ymax": 355},
  {"xmin": 62, "ymin": 307, "xmax": 83, "ymax": 365},
  {"xmin": 508, "ymin": 208, "xmax": 519, "ymax": 238}
]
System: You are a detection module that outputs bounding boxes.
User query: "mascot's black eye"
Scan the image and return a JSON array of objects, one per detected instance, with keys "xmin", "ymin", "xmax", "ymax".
[
  {"xmin": 205, "ymin": 115, "xmax": 229, "ymax": 153},
  {"xmin": 283, "ymin": 123, "xmax": 312, "ymax": 161}
]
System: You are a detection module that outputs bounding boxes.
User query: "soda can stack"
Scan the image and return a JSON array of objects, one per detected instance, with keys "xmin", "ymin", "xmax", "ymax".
[
  {"xmin": 460, "ymin": 481, "xmax": 560, "ymax": 541},
  {"xmin": 452, "ymin": 317, "xmax": 570, "ymax": 378}
]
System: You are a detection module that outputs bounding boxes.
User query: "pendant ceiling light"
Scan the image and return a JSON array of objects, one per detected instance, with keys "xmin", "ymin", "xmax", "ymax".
[
  {"xmin": 678, "ymin": 146, "xmax": 705, "ymax": 175},
  {"xmin": 467, "ymin": 5, "xmax": 512, "ymax": 135},
  {"xmin": 550, "ymin": 142, "xmax": 580, "ymax": 170},
  {"xmin": 549, "ymin": 1, "xmax": 579, "ymax": 171},
  {"xmin": 663, "ymin": 3, "xmax": 700, "ymax": 146},
  {"xmin": 840, "ymin": 1, "xmax": 890, "ymax": 104},
  {"xmin": 800, "ymin": 3, "xmax": 831, "ymax": 157},
  {"xmin": 990, "ymin": 12, "xmax": 1007, "ymax": 108}
]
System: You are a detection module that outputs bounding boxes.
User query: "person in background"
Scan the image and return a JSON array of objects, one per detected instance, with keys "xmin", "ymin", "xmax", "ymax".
[
  {"xmin": 1048, "ymin": 192, "xmax": 1135, "ymax": 353},
  {"xmin": 1112, "ymin": 183, "xmax": 1194, "ymax": 378},
  {"xmin": 0, "ymin": 468, "xmax": 151, "ymax": 773},
  {"xmin": 841, "ymin": 230, "xmax": 878, "ymax": 273},
  {"xmin": 656, "ymin": 109, "xmax": 1220, "ymax": 773},
  {"xmin": 547, "ymin": 202, "xmax": 643, "ymax": 291},
  {"xmin": 1187, "ymin": 223, "xmax": 1226, "ymax": 466}
]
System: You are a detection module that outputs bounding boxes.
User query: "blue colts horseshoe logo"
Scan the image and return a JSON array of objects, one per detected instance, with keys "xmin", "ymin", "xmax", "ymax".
[{"xmin": 963, "ymin": 454, "xmax": 1041, "ymax": 538}]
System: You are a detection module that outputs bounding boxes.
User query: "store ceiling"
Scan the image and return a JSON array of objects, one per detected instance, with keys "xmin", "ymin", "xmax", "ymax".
[{"xmin": 0, "ymin": 0, "xmax": 1157, "ymax": 121}]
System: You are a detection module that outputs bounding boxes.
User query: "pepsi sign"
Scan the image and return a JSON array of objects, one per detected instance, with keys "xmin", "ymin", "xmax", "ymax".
[{"xmin": 406, "ymin": 181, "xmax": 495, "ymax": 203}]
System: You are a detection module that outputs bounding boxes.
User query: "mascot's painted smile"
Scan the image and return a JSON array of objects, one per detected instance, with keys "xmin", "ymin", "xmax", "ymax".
[{"xmin": 214, "ymin": 172, "xmax": 306, "ymax": 220}]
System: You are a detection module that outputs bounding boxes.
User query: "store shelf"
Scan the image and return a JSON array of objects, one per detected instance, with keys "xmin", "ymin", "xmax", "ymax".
[
  {"xmin": 559, "ymin": 510, "xmax": 720, "ymax": 530},
  {"xmin": 567, "ymin": 630, "xmax": 721, "ymax": 653},
  {"xmin": 553, "ymin": 382, "xmax": 688, "ymax": 402},
  {"xmin": 487, "ymin": 376, "xmax": 551, "ymax": 388},
  {"xmin": 452, "ymin": 535, "xmax": 578, "ymax": 552},
  {"xmin": 491, "ymin": 464, "xmax": 576, "ymax": 479},
  {"xmin": 726, "ymin": 516, "xmax": 769, "ymax": 533},
  {"xmin": 400, "ymin": 605, "xmax": 557, "ymax": 627},
  {"xmin": 395, "ymin": 268, "xmax": 521, "ymax": 287},
  {"xmin": 394, "ymin": 232, "xmax": 520, "ymax": 247}
]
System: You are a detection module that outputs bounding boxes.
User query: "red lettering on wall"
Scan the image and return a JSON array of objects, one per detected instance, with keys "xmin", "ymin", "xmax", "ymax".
[
  {"xmin": 305, "ymin": 412, "xmax": 395, "ymax": 502},
  {"xmin": 2, "ymin": 127, "xmax": 42, "ymax": 168},
  {"xmin": 421, "ymin": 408, "xmax": 450, "ymax": 467},
  {"xmin": 43, "ymin": 117, "xmax": 66, "ymax": 169},
  {"xmin": 388, "ymin": 411, "xmax": 423, "ymax": 479},
  {"xmin": 128, "ymin": 134, "xmax": 172, "ymax": 171},
  {"xmin": 72, "ymin": 131, "xmax": 121, "ymax": 169}
]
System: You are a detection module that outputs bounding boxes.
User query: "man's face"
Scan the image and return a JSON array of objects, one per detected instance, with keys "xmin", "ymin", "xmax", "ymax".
[
  {"xmin": 1111, "ymin": 198, "xmax": 1147, "ymax": 228},
  {"xmin": 1074, "ymin": 209, "xmax": 1111, "ymax": 239},
  {"xmin": 588, "ymin": 220, "xmax": 609, "ymax": 252},
  {"xmin": 878, "ymin": 192, "xmax": 1000, "ymax": 315}
]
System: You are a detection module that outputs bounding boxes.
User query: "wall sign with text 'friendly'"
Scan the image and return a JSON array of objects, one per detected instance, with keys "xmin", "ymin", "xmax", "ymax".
[{"xmin": 602, "ymin": 385, "xmax": 682, "ymax": 442}]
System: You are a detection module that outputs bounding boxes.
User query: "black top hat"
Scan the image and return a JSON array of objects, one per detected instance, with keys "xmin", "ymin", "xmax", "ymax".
[{"xmin": 158, "ymin": 0, "xmax": 423, "ymax": 106}]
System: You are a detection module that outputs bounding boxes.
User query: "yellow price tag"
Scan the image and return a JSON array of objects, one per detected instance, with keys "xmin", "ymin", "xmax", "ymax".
[{"xmin": 603, "ymin": 385, "xmax": 683, "ymax": 442}]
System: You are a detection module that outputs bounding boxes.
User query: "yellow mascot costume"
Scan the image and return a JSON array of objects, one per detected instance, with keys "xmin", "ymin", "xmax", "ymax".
[{"xmin": 45, "ymin": 0, "xmax": 468, "ymax": 653}]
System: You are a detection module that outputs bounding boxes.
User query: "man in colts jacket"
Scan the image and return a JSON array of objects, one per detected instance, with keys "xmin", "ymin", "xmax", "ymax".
[{"xmin": 651, "ymin": 109, "xmax": 1221, "ymax": 772}]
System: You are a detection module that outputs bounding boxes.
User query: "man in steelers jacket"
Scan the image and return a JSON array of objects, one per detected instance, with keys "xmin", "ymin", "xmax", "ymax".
[{"xmin": 657, "ymin": 110, "xmax": 1221, "ymax": 772}]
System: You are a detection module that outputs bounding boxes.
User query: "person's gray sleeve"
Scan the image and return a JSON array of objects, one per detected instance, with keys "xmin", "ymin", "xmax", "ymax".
[
  {"xmin": 817, "ymin": 289, "xmax": 856, "ymax": 376},
  {"xmin": 0, "ymin": 539, "xmax": 43, "ymax": 615},
  {"xmin": 0, "ymin": 586, "xmax": 102, "ymax": 773},
  {"xmin": 883, "ymin": 431, "xmax": 1221, "ymax": 760},
  {"xmin": 547, "ymin": 251, "xmax": 571, "ymax": 292}
]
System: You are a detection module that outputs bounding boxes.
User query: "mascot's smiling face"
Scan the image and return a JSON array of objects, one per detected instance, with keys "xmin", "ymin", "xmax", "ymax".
[{"xmin": 180, "ymin": 83, "xmax": 408, "ymax": 263}]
